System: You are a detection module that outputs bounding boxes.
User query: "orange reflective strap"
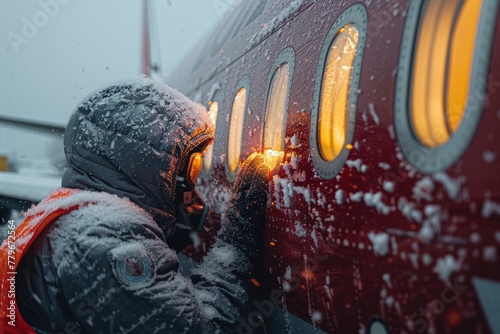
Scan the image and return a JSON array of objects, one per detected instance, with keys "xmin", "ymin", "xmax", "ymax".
[{"xmin": 0, "ymin": 189, "xmax": 79, "ymax": 334}]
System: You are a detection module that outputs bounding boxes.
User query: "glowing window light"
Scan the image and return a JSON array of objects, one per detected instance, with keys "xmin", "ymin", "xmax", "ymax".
[
  {"xmin": 264, "ymin": 63, "xmax": 290, "ymax": 152},
  {"xmin": 227, "ymin": 88, "xmax": 247, "ymax": 173},
  {"xmin": 203, "ymin": 101, "xmax": 218, "ymax": 172},
  {"xmin": 411, "ymin": 0, "xmax": 482, "ymax": 147},
  {"xmin": 447, "ymin": 0, "xmax": 482, "ymax": 132},
  {"xmin": 263, "ymin": 148, "xmax": 284, "ymax": 171},
  {"xmin": 318, "ymin": 24, "xmax": 359, "ymax": 162},
  {"xmin": 263, "ymin": 62, "xmax": 290, "ymax": 171}
]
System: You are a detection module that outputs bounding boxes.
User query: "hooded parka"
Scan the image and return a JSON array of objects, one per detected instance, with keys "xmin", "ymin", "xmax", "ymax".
[{"xmin": 11, "ymin": 78, "xmax": 269, "ymax": 334}]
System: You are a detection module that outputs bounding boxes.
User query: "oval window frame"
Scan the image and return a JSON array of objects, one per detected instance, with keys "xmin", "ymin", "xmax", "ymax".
[
  {"xmin": 394, "ymin": 0, "xmax": 499, "ymax": 172},
  {"xmin": 261, "ymin": 47, "xmax": 296, "ymax": 172},
  {"xmin": 225, "ymin": 76, "xmax": 250, "ymax": 182},
  {"xmin": 309, "ymin": 3, "xmax": 368, "ymax": 179}
]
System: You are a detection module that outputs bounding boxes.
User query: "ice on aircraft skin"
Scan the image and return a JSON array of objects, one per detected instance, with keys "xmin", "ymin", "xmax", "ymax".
[
  {"xmin": 382, "ymin": 180, "xmax": 394, "ymax": 193},
  {"xmin": 368, "ymin": 102, "xmax": 380, "ymax": 125},
  {"xmin": 482, "ymin": 150, "xmax": 497, "ymax": 163},
  {"xmin": 363, "ymin": 192, "xmax": 391, "ymax": 215},
  {"xmin": 350, "ymin": 191, "xmax": 364, "ymax": 203},
  {"xmin": 433, "ymin": 254, "xmax": 461, "ymax": 282},
  {"xmin": 482, "ymin": 199, "xmax": 500, "ymax": 218},
  {"xmin": 346, "ymin": 158, "xmax": 368, "ymax": 173},
  {"xmin": 335, "ymin": 189, "xmax": 344, "ymax": 205},
  {"xmin": 368, "ymin": 232, "xmax": 390, "ymax": 257},
  {"xmin": 432, "ymin": 172, "xmax": 465, "ymax": 200}
]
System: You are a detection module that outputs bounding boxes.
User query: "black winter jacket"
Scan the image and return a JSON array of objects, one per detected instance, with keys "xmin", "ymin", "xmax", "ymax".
[{"xmin": 15, "ymin": 78, "xmax": 268, "ymax": 333}]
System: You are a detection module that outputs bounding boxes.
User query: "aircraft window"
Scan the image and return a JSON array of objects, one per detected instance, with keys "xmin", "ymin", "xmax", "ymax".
[
  {"xmin": 227, "ymin": 89, "xmax": 246, "ymax": 173},
  {"xmin": 395, "ymin": 0, "xmax": 499, "ymax": 172},
  {"xmin": 310, "ymin": 4, "xmax": 367, "ymax": 179},
  {"xmin": 264, "ymin": 63, "xmax": 289, "ymax": 150},
  {"xmin": 226, "ymin": 77, "xmax": 250, "ymax": 179},
  {"xmin": 203, "ymin": 101, "xmax": 218, "ymax": 172},
  {"xmin": 318, "ymin": 23, "xmax": 358, "ymax": 161},
  {"xmin": 411, "ymin": 0, "xmax": 482, "ymax": 147},
  {"xmin": 262, "ymin": 47, "xmax": 295, "ymax": 172}
]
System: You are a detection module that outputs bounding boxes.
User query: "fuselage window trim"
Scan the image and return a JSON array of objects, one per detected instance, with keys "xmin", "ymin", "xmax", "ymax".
[
  {"xmin": 202, "ymin": 91, "xmax": 222, "ymax": 177},
  {"xmin": 309, "ymin": 3, "xmax": 368, "ymax": 180},
  {"xmin": 261, "ymin": 47, "xmax": 296, "ymax": 173},
  {"xmin": 394, "ymin": 0, "xmax": 499, "ymax": 172},
  {"xmin": 225, "ymin": 76, "xmax": 251, "ymax": 182}
]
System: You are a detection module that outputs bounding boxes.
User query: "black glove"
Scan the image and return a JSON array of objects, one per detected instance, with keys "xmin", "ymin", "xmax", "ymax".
[
  {"xmin": 218, "ymin": 153, "xmax": 270, "ymax": 260},
  {"xmin": 231, "ymin": 152, "xmax": 270, "ymax": 224},
  {"xmin": 191, "ymin": 155, "xmax": 270, "ymax": 333}
]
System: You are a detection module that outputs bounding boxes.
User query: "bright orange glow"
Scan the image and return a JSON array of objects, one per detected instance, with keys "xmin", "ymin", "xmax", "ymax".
[
  {"xmin": 188, "ymin": 153, "xmax": 203, "ymax": 184},
  {"xmin": 445, "ymin": 308, "xmax": 463, "ymax": 327},
  {"xmin": 263, "ymin": 149, "xmax": 284, "ymax": 171},
  {"xmin": 269, "ymin": 241, "xmax": 276, "ymax": 246},
  {"xmin": 263, "ymin": 62, "xmax": 290, "ymax": 172},
  {"xmin": 227, "ymin": 89, "xmax": 247, "ymax": 173},
  {"xmin": 447, "ymin": 0, "xmax": 482, "ymax": 132},
  {"xmin": 301, "ymin": 269, "xmax": 315, "ymax": 280},
  {"xmin": 318, "ymin": 24, "xmax": 359, "ymax": 161},
  {"xmin": 411, "ymin": 0, "xmax": 482, "ymax": 147},
  {"xmin": 0, "ymin": 156, "xmax": 7, "ymax": 171},
  {"xmin": 250, "ymin": 278, "xmax": 261, "ymax": 287},
  {"xmin": 203, "ymin": 101, "xmax": 218, "ymax": 172}
]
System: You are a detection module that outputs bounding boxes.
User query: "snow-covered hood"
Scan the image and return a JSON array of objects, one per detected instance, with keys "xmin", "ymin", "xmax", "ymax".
[{"xmin": 61, "ymin": 77, "xmax": 214, "ymax": 233}]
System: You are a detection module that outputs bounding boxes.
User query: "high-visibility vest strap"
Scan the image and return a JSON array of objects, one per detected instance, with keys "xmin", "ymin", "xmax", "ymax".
[{"xmin": 0, "ymin": 188, "xmax": 80, "ymax": 333}]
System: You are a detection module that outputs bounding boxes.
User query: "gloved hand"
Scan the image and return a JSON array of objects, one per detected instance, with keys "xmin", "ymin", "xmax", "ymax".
[
  {"xmin": 191, "ymin": 154, "xmax": 270, "ymax": 333},
  {"xmin": 231, "ymin": 152, "xmax": 270, "ymax": 224},
  {"xmin": 217, "ymin": 153, "xmax": 270, "ymax": 259}
]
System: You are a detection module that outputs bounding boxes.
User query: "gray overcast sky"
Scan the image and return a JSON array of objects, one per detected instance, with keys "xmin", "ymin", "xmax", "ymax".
[{"xmin": 0, "ymin": 0, "xmax": 236, "ymax": 160}]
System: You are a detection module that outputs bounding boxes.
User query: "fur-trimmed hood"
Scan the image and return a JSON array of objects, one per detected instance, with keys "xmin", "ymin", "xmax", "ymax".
[{"xmin": 62, "ymin": 77, "xmax": 214, "ymax": 234}]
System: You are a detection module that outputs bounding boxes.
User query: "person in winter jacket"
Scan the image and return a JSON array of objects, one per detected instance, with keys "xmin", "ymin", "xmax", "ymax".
[{"xmin": 1, "ymin": 78, "xmax": 270, "ymax": 333}]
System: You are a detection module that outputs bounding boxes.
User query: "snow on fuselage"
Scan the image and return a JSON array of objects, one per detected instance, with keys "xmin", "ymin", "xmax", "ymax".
[{"xmin": 166, "ymin": 0, "xmax": 500, "ymax": 333}]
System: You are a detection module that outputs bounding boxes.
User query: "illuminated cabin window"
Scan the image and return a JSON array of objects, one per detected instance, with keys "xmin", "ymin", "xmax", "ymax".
[
  {"xmin": 264, "ymin": 63, "xmax": 289, "ymax": 152},
  {"xmin": 318, "ymin": 23, "xmax": 359, "ymax": 161},
  {"xmin": 309, "ymin": 4, "xmax": 367, "ymax": 179},
  {"xmin": 227, "ymin": 88, "xmax": 247, "ymax": 174},
  {"xmin": 411, "ymin": 0, "xmax": 483, "ymax": 147},
  {"xmin": 395, "ymin": 0, "xmax": 498, "ymax": 172},
  {"xmin": 203, "ymin": 101, "xmax": 218, "ymax": 172},
  {"xmin": 262, "ymin": 48, "xmax": 295, "ymax": 171}
]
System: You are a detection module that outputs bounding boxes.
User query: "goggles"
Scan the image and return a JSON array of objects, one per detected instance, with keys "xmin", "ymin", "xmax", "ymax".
[
  {"xmin": 174, "ymin": 152, "xmax": 208, "ymax": 234},
  {"xmin": 186, "ymin": 152, "xmax": 204, "ymax": 185}
]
